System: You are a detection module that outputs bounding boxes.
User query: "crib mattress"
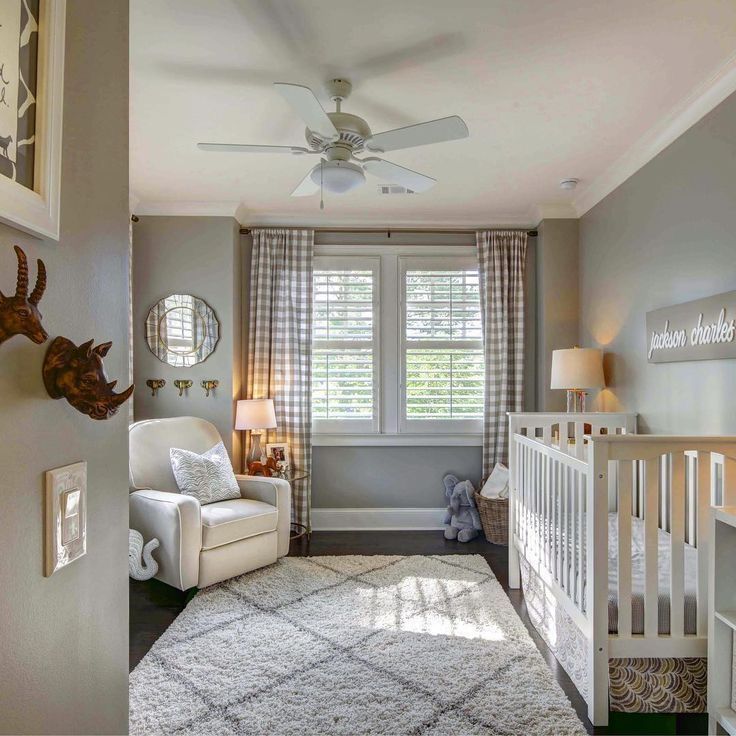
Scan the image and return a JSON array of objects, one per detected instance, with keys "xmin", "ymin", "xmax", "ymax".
[{"xmin": 607, "ymin": 513, "xmax": 698, "ymax": 635}]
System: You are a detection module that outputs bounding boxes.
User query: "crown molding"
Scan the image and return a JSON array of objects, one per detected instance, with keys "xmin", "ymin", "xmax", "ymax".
[
  {"xmin": 236, "ymin": 211, "xmax": 535, "ymax": 230},
  {"xmin": 530, "ymin": 203, "xmax": 578, "ymax": 223},
  {"xmin": 134, "ymin": 200, "xmax": 240, "ymax": 217},
  {"xmin": 574, "ymin": 52, "xmax": 736, "ymax": 217},
  {"xmin": 133, "ymin": 200, "xmax": 535, "ymax": 229}
]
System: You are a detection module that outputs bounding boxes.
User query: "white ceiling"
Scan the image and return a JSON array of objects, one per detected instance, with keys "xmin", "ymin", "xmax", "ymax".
[{"xmin": 130, "ymin": 0, "xmax": 736, "ymax": 227}]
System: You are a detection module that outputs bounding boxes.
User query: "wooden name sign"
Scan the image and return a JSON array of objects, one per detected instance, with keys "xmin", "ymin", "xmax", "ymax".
[{"xmin": 646, "ymin": 290, "xmax": 736, "ymax": 363}]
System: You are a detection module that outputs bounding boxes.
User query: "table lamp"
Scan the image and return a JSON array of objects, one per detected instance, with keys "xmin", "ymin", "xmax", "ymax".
[
  {"xmin": 235, "ymin": 399, "xmax": 277, "ymax": 466},
  {"xmin": 550, "ymin": 347, "xmax": 605, "ymax": 412}
]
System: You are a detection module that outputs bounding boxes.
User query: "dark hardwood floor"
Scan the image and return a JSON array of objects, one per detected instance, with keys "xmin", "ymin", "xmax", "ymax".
[{"xmin": 130, "ymin": 531, "xmax": 707, "ymax": 736}]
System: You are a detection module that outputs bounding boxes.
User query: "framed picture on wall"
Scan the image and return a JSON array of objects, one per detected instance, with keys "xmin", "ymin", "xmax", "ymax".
[{"xmin": 0, "ymin": 0, "xmax": 65, "ymax": 240}]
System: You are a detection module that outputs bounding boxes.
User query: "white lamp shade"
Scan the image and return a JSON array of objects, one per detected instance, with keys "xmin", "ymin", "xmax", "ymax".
[
  {"xmin": 235, "ymin": 399, "xmax": 277, "ymax": 430},
  {"xmin": 550, "ymin": 348, "xmax": 605, "ymax": 390}
]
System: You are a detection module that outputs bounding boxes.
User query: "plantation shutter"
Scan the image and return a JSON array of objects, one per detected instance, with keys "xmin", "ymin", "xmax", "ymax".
[
  {"xmin": 312, "ymin": 258, "xmax": 379, "ymax": 432},
  {"xmin": 402, "ymin": 262, "xmax": 484, "ymax": 429}
]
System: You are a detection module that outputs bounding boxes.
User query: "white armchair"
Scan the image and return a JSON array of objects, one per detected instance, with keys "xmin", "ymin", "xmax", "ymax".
[{"xmin": 129, "ymin": 416, "xmax": 290, "ymax": 590}]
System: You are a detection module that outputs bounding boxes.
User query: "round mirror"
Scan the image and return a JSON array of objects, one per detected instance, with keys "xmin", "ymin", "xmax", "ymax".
[{"xmin": 145, "ymin": 294, "xmax": 219, "ymax": 367}]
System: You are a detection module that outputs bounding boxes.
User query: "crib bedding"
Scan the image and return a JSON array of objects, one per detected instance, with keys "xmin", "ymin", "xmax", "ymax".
[{"xmin": 607, "ymin": 513, "xmax": 698, "ymax": 635}]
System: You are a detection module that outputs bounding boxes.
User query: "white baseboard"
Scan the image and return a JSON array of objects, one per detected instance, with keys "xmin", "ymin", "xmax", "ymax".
[{"xmin": 311, "ymin": 507, "xmax": 446, "ymax": 531}]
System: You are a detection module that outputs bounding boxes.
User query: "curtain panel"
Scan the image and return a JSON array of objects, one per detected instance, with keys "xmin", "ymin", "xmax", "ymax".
[
  {"xmin": 246, "ymin": 228, "xmax": 314, "ymax": 526},
  {"xmin": 476, "ymin": 230, "xmax": 527, "ymax": 477}
]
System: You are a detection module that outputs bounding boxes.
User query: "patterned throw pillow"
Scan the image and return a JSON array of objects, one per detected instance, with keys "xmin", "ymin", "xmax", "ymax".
[{"xmin": 169, "ymin": 441, "xmax": 241, "ymax": 505}]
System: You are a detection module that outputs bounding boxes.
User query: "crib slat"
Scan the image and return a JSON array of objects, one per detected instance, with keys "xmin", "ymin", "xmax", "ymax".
[
  {"xmin": 575, "ymin": 422, "xmax": 585, "ymax": 460},
  {"xmin": 535, "ymin": 448, "xmax": 541, "ymax": 554},
  {"xmin": 553, "ymin": 459, "xmax": 559, "ymax": 583},
  {"xmin": 669, "ymin": 452, "xmax": 685, "ymax": 639},
  {"xmin": 686, "ymin": 452, "xmax": 697, "ymax": 546},
  {"xmin": 559, "ymin": 465, "xmax": 570, "ymax": 590},
  {"xmin": 569, "ymin": 466, "xmax": 576, "ymax": 597},
  {"xmin": 571, "ymin": 469, "xmax": 579, "ymax": 605},
  {"xmin": 644, "ymin": 459, "xmax": 659, "ymax": 638},
  {"xmin": 696, "ymin": 451, "xmax": 711, "ymax": 637},
  {"xmin": 544, "ymin": 455, "xmax": 551, "ymax": 570},
  {"xmin": 617, "ymin": 460, "xmax": 633, "ymax": 638},
  {"xmin": 523, "ymin": 442, "xmax": 529, "ymax": 546},
  {"xmin": 514, "ymin": 439, "xmax": 520, "ymax": 541},
  {"xmin": 577, "ymin": 471, "xmax": 585, "ymax": 607},
  {"xmin": 543, "ymin": 424, "xmax": 552, "ymax": 446},
  {"xmin": 561, "ymin": 463, "xmax": 568, "ymax": 591}
]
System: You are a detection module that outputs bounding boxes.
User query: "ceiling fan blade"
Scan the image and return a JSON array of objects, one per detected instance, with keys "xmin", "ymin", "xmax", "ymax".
[
  {"xmin": 197, "ymin": 143, "xmax": 312, "ymax": 154},
  {"xmin": 230, "ymin": 0, "xmax": 319, "ymax": 70},
  {"xmin": 291, "ymin": 165, "xmax": 320, "ymax": 197},
  {"xmin": 352, "ymin": 33, "xmax": 467, "ymax": 81},
  {"xmin": 274, "ymin": 83, "xmax": 338, "ymax": 141},
  {"xmin": 362, "ymin": 158, "xmax": 436, "ymax": 193},
  {"xmin": 365, "ymin": 116, "xmax": 468, "ymax": 153}
]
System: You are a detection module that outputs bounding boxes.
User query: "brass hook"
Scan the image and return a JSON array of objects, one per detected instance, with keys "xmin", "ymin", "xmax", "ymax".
[
  {"xmin": 173, "ymin": 379, "xmax": 193, "ymax": 397},
  {"xmin": 146, "ymin": 379, "xmax": 166, "ymax": 397},
  {"xmin": 201, "ymin": 380, "xmax": 219, "ymax": 397}
]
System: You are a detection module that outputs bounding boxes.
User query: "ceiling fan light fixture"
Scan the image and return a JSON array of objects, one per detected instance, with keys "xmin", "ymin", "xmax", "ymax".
[{"xmin": 310, "ymin": 160, "xmax": 365, "ymax": 194}]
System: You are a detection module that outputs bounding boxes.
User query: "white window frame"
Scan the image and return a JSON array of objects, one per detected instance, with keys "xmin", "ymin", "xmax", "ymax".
[
  {"xmin": 312, "ymin": 255, "xmax": 381, "ymax": 435},
  {"xmin": 312, "ymin": 244, "xmax": 482, "ymax": 447},
  {"xmin": 399, "ymin": 256, "xmax": 484, "ymax": 435}
]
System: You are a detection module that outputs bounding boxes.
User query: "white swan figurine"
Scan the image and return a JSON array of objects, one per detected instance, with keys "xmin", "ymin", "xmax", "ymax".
[{"xmin": 128, "ymin": 529, "xmax": 160, "ymax": 581}]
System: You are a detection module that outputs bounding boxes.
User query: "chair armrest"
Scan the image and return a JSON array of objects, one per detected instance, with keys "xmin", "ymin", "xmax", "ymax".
[
  {"xmin": 129, "ymin": 490, "xmax": 201, "ymax": 591},
  {"xmin": 235, "ymin": 475, "xmax": 291, "ymax": 558}
]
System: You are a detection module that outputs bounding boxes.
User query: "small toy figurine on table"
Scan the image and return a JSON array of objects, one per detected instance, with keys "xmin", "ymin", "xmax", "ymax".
[{"xmin": 247, "ymin": 456, "xmax": 282, "ymax": 477}]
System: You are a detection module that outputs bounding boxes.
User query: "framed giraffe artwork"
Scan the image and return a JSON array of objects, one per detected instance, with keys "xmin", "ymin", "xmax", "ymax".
[{"xmin": 0, "ymin": 0, "xmax": 65, "ymax": 240}]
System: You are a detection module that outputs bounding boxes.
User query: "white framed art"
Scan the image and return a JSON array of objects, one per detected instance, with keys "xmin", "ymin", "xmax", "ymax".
[{"xmin": 0, "ymin": 0, "xmax": 65, "ymax": 240}]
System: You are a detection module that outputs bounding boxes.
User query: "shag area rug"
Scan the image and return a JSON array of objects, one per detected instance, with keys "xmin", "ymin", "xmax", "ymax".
[{"xmin": 130, "ymin": 555, "xmax": 586, "ymax": 735}]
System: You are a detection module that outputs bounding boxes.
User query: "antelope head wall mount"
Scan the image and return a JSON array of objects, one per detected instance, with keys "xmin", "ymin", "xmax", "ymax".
[
  {"xmin": 43, "ymin": 337, "xmax": 134, "ymax": 420},
  {"xmin": 0, "ymin": 245, "xmax": 48, "ymax": 346}
]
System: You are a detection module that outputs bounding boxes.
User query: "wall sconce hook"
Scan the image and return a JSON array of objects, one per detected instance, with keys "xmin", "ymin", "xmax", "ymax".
[
  {"xmin": 173, "ymin": 379, "xmax": 193, "ymax": 397},
  {"xmin": 201, "ymin": 379, "xmax": 219, "ymax": 397},
  {"xmin": 146, "ymin": 379, "xmax": 166, "ymax": 397}
]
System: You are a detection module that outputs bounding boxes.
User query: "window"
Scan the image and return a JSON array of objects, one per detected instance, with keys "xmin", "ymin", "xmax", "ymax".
[
  {"xmin": 311, "ymin": 247, "xmax": 484, "ymax": 444},
  {"xmin": 312, "ymin": 257, "xmax": 379, "ymax": 433},
  {"xmin": 400, "ymin": 258, "xmax": 484, "ymax": 433}
]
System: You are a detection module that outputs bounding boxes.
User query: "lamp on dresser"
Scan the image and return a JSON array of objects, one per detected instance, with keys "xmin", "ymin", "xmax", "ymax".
[
  {"xmin": 235, "ymin": 398, "xmax": 277, "ymax": 470},
  {"xmin": 550, "ymin": 346, "xmax": 605, "ymax": 412}
]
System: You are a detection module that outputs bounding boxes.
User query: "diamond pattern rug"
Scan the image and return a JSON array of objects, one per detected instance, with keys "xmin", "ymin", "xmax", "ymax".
[{"xmin": 129, "ymin": 555, "xmax": 586, "ymax": 735}]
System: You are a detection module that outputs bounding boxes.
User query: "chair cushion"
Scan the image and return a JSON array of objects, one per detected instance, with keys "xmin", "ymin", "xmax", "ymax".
[
  {"xmin": 170, "ymin": 441, "xmax": 241, "ymax": 505},
  {"xmin": 200, "ymin": 498, "xmax": 278, "ymax": 550}
]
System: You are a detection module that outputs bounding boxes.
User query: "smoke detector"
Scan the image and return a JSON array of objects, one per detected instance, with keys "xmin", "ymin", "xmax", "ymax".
[{"xmin": 559, "ymin": 178, "xmax": 579, "ymax": 190}]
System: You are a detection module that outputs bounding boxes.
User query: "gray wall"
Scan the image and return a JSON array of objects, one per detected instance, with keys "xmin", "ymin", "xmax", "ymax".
[
  {"xmin": 0, "ymin": 2, "xmax": 129, "ymax": 733},
  {"xmin": 536, "ymin": 219, "xmax": 580, "ymax": 411},
  {"xmin": 580, "ymin": 91, "xmax": 736, "ymax": 434},
  {"xmin": 313, "ymin": 446, "xmax": 483, "ymax": 508},
  {"xmin": 132, "ymin": 216, "xmax": 244, "ymax": 464}
]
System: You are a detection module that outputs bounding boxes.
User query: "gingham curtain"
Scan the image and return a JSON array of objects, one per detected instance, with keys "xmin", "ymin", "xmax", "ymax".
[
  {"xmin": 246, "ymin": 228, "xmax": 314, "ymax": 526},
  {"xmin": 476, "ymin": 230, "xmax": 527, "ymax": 477}
]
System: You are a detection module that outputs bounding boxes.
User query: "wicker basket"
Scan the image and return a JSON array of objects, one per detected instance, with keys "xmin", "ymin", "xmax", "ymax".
[{"xmin": 475, "ymin": 492, "xmax": 509, "ymax": 545}]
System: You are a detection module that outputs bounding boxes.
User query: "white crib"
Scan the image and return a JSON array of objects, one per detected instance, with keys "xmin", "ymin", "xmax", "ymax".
[{"xmin": 508, "ymin": 412, "xmax": 736, "ymax": 726}]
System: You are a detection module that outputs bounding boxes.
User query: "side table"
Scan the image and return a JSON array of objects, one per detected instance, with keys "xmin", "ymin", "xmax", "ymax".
[{"xmin": 245, "ymin": 470, "xmax": 311, "ymax": 541}]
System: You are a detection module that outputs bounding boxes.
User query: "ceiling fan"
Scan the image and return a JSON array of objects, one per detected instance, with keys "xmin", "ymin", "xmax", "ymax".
[{"xmin": 197, "ymin": 78, "xmax": 469, "ymax": 199}]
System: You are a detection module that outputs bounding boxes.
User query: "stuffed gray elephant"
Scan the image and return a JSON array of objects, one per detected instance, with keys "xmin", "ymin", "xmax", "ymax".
[{"xmin": 443, "ymin": 474, "xmax": 482, "ymax": 542}]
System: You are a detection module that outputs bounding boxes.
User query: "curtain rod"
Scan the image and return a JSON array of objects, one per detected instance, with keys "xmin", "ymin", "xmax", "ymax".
[{"xmin": 239, "ymin": 227, "xmax": 538, "ymax": 237}]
